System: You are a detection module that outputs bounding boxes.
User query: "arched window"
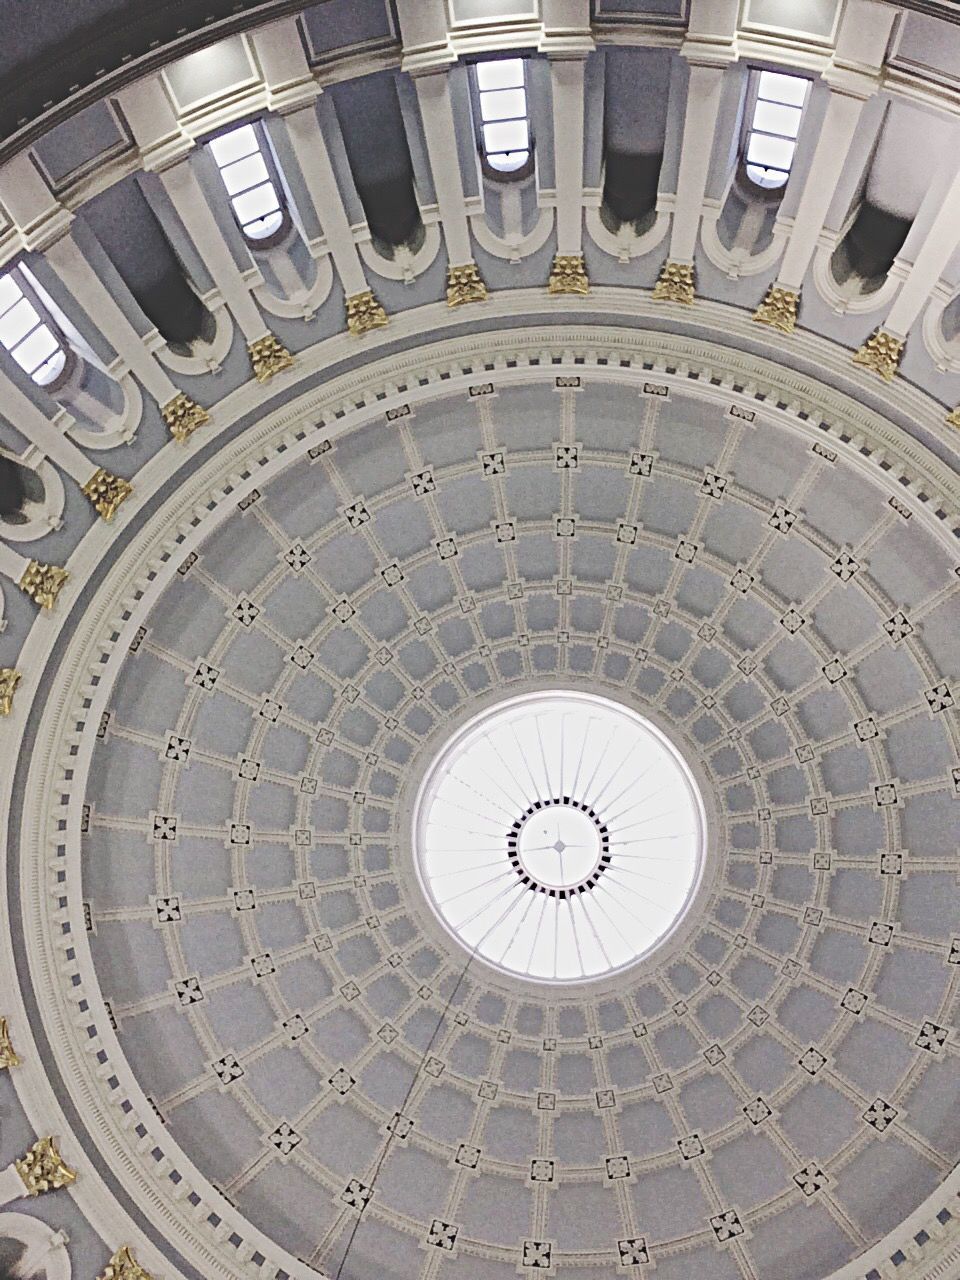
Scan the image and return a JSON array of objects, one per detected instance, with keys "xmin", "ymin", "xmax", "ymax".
[
  {"xmin": 208, "ymin": 123, "xmax": 287, "ymax": 244},
  {"xmin": 0, "ymin": 269, "xmax": 68, "ymax": 386},
  {"xmin": 474, "ymin": 58, "xmax": 532, "ymax": 176},
  {"xmin": 743, "ymin": 70, "xmax": 808, "ymax": 191}
]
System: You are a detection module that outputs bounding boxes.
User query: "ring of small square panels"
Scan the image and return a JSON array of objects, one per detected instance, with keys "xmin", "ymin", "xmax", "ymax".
[
  {"xmin": 61, "ymin": 372, "xmax": 960, "ymax": 1280},
  {"xmin": 506, "ymin": 798, "xmax": 611, "ymax": 898}
]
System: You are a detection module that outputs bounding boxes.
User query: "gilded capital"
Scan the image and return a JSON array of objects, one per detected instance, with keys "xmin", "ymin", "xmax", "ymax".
[
  {"xmin": 19, "ymin": 560, "xmax": 68, "ymax": 609},
  {"xmin": 945, "ymin": 405, "xmax": 960, "ymax": 430},
  {"xmin": 248, "ymin": 333, "xmax": 295, "ymax": 382},
  {"xmin": 0, "ymin": 1016, "xmax": 20, "ymax": 1068},
  {"xmin": 548, "ymin": 254, "xmax": 589, "ymax": 296},
  {"xmin": 447, "ymin": 262, "xmax": 488, "ymax": 307},
  {"xmin": 653, "ymin": 260, "xmax": 695, "ymax": 305},
  {"xmin": 346, "ymin": 290, "xmax": 389, "ymax": 337},
  {"xmin": 98, "ymin": 1245, "xmax": 156, "ymax": 1280},
  {"xmin": 161, "ymin": 392, "xmax": 209, "ymax": 444},
  {"xmin": 0, "ymin": 669, "xmax": 21, "ymax": 717},
  {"xmin": 852, "ymin": 329, "xmax": 904, "ymax": 382},
  {"xmin": 82, "ymin": 469, "xmax": 133, "ymax": 522},
  {"xmin": 15, "ymin": 1136, "xmax": 77, "ymax": 1196},
  {"xmin": 752, "ymin": 285, "xmax": 799, "ymax": 334}
]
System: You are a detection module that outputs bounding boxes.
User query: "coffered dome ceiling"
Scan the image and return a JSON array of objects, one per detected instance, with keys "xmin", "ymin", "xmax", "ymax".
[{"xmin": 0, "ymin": 3, "xmax": 958, "ymax": 1280}]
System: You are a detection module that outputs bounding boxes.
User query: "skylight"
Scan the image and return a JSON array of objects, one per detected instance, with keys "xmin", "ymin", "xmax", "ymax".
[
  {"xmin": 0, "ymin": 271, "xmax": 67, "ymax": 386},
  {"xmin": 209, "ymin": 124, "xmax": 285, "ymax": 242},
  {"xmin": 414, "ymin": 691, "xmax": 705, "ymax": 983},
  {"xmin": 745, "ymin": 70, "xmax": 808, "ymax": 190},
  {"xmin": 475, "ymin": 59, "xmax": 531, "ymax": 175}
]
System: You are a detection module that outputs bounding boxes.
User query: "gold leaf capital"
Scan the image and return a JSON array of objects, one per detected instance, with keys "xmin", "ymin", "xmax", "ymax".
[
  {"xmin": 0, "ymin": 1016, "xmax": 20, "ymax": 1068},
  {"xmin": 852, "ymin": 329, "xmax": 904, "ymax": 382},
  {"xmin": 752, "ymin": 285, "xmax": 799, "ymax": 334},
  {"xmin": 946, "ymin": 405, "xmax": 960, "ymax": 430},
  {"xmin": 19, "ymin": 560, "xmax": 68, "ymax": 610},
  {"xmin": 15, "ymin": 1136, "xmax": 77, "ymax": 1196},
  {"xmin": 0, "ymin": 670, "xmax": 21, "ymax": 717},
  {"xmin": 346, "ymin": 290, "xmax": 389, "ymax": 337},
  {"xmin": 548, "ymin": 254, "xmax": 589, "ymax": 296},
  {"xmin": 82, "ymin": 469, "xmax": 133, "ymax": 522},
  {"xmin": 447, "ymin": 262, "xmax": 487, "ymax": 307},
  {"xmin": 653, "ymin": 260, "xmax": 695, "ymax": 305},
  {"xmin": 161, "ymin": 392, "xmax": 209, "ymax": 443},
  {"xmin": 248, "ymin": 333, "xmax": 295, "ymax": 382},
  {"xmin": 98, "ymin": 1245, "xmax": 156, "ymax": 1280}
]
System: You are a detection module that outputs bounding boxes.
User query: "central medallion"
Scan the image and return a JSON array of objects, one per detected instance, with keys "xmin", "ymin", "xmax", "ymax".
[{"xmin": 508, "ymin": 796, "xmax": 611, "ymax": 897}]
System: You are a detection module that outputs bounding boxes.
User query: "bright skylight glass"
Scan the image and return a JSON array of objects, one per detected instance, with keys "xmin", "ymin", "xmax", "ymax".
[
  {"xmin": 0, "ymin": 271, "xmax": 67, "ymax": 385},
  {"xmin": 745, "ymin": 69, "xmax": 808, "ymax": 190},
  {"xmin": 414, "ymin": 691, "xmax": 705, "ymax": 983},
  {"xmin": 209, "ymin": 123, "xmax": 284, "ymax": 241},
  {"xmin": 475, "ymin": 58, "xmax": 531, "ymax": 174}
]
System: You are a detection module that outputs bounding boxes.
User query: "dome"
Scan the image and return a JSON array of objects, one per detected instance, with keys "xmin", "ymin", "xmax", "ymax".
[{"xmin": 0, "ymin": 4, "xmax": 958, "ymax": 1280}]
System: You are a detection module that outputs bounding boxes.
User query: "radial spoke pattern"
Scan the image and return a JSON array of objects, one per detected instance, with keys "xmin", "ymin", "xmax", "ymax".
[{"xmin": 415, "ymin": 692, "xmax": 705, "ymax": 981}]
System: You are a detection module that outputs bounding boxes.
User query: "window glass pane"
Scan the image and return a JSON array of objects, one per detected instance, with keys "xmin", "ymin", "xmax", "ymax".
[
  {"xmin": 32, "ymin": 347, "xmax": 67, "ymax": 386},
  {"xmin": 483, "ymin": 119, "xmax": 529, "ymax": 155},
  {"xmin": 232, "ymin": 182, "xmax": 280, "ymax": 226},
  {"xmin": 476, "ymin": 59, "xmax": 525, "ymax": 92},
  {"xmin": 220, "ymin": 152, "xmax": 269, "ymax": 196},
  {"xmin": 209, "ymin": 124, "xmax": 259, "ymax": 167},
  {"xmin": 487, "ymin": 150, "xmax": 529, "ymax": 174},
  {"xmin": 12, "ymin": 324, "xmax": 59, "ymax": 376},
  {"xmin": 243, "ymin": 209, "xmax": 285, "ymax": 241},
  {"xmin": 746, "ymin": 163, "xmax": 788, "ymax": 190},
  {"xmin": 480, "ymin": 87, "xmax": 526, "ymax": 123},
  {"xmin": 752, "ymin": 100, "xmax": 802, "ymax": 139},
  {"xmin": 0, "ymin": 275, "xmax": 22, "ymax": 316},
  {"xmin": 0, "ymin": 297, "xmax": 40, "ymax": 348},
  {"xmin": 757, "ymin": 70, "xmax": 807, "ymax": 107},
  {"xmin": 747, "ymin": 132, "xmax": 795, "ymax": 170}
]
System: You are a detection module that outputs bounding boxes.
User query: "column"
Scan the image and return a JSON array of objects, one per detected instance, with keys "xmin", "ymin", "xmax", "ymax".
[
  {"xmin": 753, "ymin": 0, "xmax": 898, "ymax": 332},
  {"xmin": 0, "ymin": 368, "xmax": 132, "ymax": 521},
  {"xmin": 652, "ymin": 60, "xmax": 727, "ymax": 304},
  {"xmin": 251, "ymin": 19, "xmax": 388, "ymax": 336},
  {"xmin": 548, "ymin": 56, "xmax": 589, "ymax": 295},
  {"xmin": 0, "ymin": 542, "xmax": 68, "ymax": 610},
  {"xmin": 412, "ymin": 68, "xmax": 487, "ymax": 306},
  {"xmin": 0, "ymin": 1138, "xmax": 77, "ymax": 1203},
  {"xmin": 853, "ymin": 159, "xmax": 960, "ymax": 379},
  {"xmin": 42, "ymin": 234, "xmax": 209, "ymax": 442}
]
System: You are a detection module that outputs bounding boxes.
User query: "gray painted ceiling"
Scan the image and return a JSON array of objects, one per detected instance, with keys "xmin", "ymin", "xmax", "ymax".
[{"xmin": 82, "ymin": 376, "xmax": 960, "ymax": 1280}]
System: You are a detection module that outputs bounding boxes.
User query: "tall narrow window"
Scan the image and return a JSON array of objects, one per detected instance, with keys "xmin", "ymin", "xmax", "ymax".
[
  {"xmin": 475, "ymin": 59, "xmax": 531, "ymax": 175},
  {"xmin": 0, "ymin": 270, "xmax": 67, "ymax": 386},
  {"xmin": 744, "ymin": 71, "xmax": 808, "ymax": 191},
  {"xmin": 208, "ymin": 123, "xmax": 286, "ymax": 243}
]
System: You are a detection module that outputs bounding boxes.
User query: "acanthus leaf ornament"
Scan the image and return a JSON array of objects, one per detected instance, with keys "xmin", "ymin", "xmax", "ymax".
[
  {"xmin": 18, "ymin": 560, "xmax": 68, "ymax": 609},
  {"xmin": 345, "ymin": 289, "xmax": 389, "ymax": 337},
  {"xmin": 752, "ymin": 285, "xmax": 799, "ymax": 334},
  {"xmin": 945, "ymin": 405, "xmax": 960, "ymax": 430},
  {"xmin": 548, "ymin": 254, "xmax": 589, "ymax": 296},
  {"xmin": 0, "ymin": 1016, "xmax": 20, "ymax": 1067},
  {"xmin": 248, "ymin": 333, "xmax": 295, "ymax": 382},
  {"xmin": 14, "ymin": 1137, "xmax": 77, "ymax": 1195},
  {"xmin": 161, "ymin": 392, "xmax": 209, "ymax": 444},
  {"xmin": 0, "ymin": 669, "xmax": 21, "ymax": 716},
  {"xmin": 82, "ymin": 469, "xmax": 133, "ymax": 522},
  {"xmin": 852, "ymin": 329, "xmax": 904, "ymax": 381},
  {"xmin": 97, "ymin": 1245, "xmax": 156, "ymax": 1280},
  {"xmin": 447, "ymin": 262, "xmax": 488, "ymax": 307},
  {"xmin": 653, "ymin": 260, "xmax": 695, "ymax": 304}
]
